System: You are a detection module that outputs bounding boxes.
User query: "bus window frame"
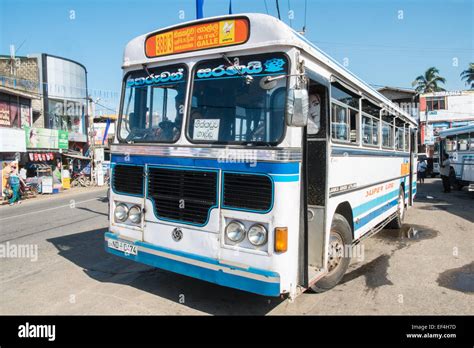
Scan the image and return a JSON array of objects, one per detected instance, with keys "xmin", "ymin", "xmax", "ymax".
[
  {"xmin": 445, "ymin": 135, "xmax": 457, "ymax": 152},
  {"xmin": 184, "ymin": 51, "xmax": 291, "ymax": 147},
  {"xmin": 381, "ymin": 111, "xmax": 395, "ymax": 150},
  {"xmin": 329, "ymin": 83, "xmax": 361, "ymax": 146},
  {"xmin": 117, "ymin": 63, "xmax": 189, "ymax": 145},
  {"xmin": 404, "ymin": 124, "xmax": 410, "ymax": 152},
  {"xmin": 361, "ymin": 112, "xmax": 380, "ymax": 148},
  {"xmin": 361, "ymin": 98, "xmax": 381, "ymax": 149},
  {"xmin": 457, "ymin": 132, "xmax": 469, "ymax": 152}
]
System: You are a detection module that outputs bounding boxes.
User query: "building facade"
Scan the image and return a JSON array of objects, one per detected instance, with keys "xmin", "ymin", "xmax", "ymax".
[
  {"xmin": 0, "ymin": 53, "xmax": 89, "ymax": 195},
  {"xmin": 419, "ymin": 90, "xmax": 474, "ymax": 156}
]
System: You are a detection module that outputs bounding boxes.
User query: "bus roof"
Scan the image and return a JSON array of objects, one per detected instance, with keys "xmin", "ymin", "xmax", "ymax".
[
  {"xmin": 438, "ymin": 124, "xmax": 474, "ymax": 137},
  {"xmin": 123, "ymin": 13, "xmax": 416, "ymax": 125}
]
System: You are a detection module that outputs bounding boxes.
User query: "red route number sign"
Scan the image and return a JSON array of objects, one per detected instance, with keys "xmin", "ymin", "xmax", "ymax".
[{"xmin": 145, "ymin": 18, "xmax": 249, "ymax": 58}]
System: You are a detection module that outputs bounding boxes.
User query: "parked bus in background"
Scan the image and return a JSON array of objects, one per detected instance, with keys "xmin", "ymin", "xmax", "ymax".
[
  {"xmin": 438, "ymin": 125, "xmax": 474, "ymax": 191},
  {"xmin": 105, "ymin": 14, "xmax": 418, "ymax": 299}
]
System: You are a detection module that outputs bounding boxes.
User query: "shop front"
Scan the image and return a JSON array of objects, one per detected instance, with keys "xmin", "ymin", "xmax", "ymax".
[
  {"xmin": 0, "ymin": 127, "xmax": 27, "ymax": 198},
  {"xmin": 22, "ymin": 127, "xmax": 69, "ymax": 194}
]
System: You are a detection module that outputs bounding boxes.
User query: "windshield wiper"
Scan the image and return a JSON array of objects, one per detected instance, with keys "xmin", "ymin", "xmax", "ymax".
[{"xmin": 221, "ymin": 53, "xmax": 254, "ymax": 85}]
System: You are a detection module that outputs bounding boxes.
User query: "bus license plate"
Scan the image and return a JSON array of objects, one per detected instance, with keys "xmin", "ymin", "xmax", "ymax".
[{"xmin": 108, "ymin": 239, "xmax": 138, "ymax": 255}]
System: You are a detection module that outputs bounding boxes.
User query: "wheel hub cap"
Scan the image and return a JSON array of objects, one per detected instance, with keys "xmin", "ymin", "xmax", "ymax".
[{"xmin": 327, "ymin": 232, "xmax": 344, "ymax": 273}]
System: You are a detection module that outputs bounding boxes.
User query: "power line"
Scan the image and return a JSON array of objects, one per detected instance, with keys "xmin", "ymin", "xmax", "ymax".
[
  {"xmin": 303, "ymin": 0, "xmax": 307, "ymax": 34},
  {"xmin": 275, "ymin": 0, "xmax": 281, "ymax": 20},
  {"xmin": 94, "ymin": 101, "xmax": 118, "ymax": 113},
  {"xmin": 312, "ymin": 40, "xmax": 473, "ymax": 52},
  {"xmin": 263, "ymin": 0, "xmax": 269, "ymax": 15}
]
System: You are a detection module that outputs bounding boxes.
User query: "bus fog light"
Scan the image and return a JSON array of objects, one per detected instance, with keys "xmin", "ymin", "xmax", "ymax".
[
  {"xmin": 248, "ymin": 224, "xmax": 267, "ymax": 246},
  {"xmin": 114, "ymin": 203, "xmax": 129, "ymax": 222},
  {"xmin": 128, "ymin": 205, "xmax": 142, "ymax": 224},
  {"xmin": 225, "ymin": 221, "xmax": 246, "ymax": 242}
]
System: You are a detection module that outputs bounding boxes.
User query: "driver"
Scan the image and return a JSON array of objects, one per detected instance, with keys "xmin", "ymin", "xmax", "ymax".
[{"xmin": 154, "ymin": 91, "xmax": 185, "ymax": 141}]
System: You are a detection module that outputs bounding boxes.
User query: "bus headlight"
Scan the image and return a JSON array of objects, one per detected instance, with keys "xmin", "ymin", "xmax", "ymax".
[
  {"xmin": 225, "ymin": 220, "xmax": 246, "ymax": 242},
  {"xmin": 114, "ymin": 203, "xmax": 129, "ymax": 222},
  {"xmin": 128, "ymin": 205, "xmax": 142, "ymax": 224},
  {"xmin": 248, "ymin": 224, "xmax": 267, "ymax": 246}
]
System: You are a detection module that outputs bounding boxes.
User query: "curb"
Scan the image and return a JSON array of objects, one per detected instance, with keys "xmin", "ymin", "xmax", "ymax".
[{"xmin": 1, "ymin": 186, "xmax": 108, "ymax": 206}]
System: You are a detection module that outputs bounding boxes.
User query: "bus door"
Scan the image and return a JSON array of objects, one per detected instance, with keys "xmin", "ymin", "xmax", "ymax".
[{"xmin": 300, "ymin": 70, "xmax": 330, "ymax": 287}]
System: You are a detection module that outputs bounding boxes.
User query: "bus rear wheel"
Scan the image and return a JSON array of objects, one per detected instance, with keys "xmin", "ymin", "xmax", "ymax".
[
  {"xmin": 309, "ymin": 213, "xmax": 352, "ymax": 293},
  {"xmin": 387, "ymin": 186, "xmax": 405, "ymax": 229}
]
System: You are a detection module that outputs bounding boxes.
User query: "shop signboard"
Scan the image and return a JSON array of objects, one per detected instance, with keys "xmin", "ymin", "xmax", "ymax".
[
  {"xmin": 424, "ymin": 124, "xmax": 434, "ymax": 145},
  {"xmin": 24, "ymin": 127, "xmax": 69, "ymax": 149},
  {"xmin": 58, "ymin": 130, "xmax": 69, "ymax": 149},
  {"xmin": 41, "ymin": 176, "xmax": 53, "ymax": 194},
  {"xmin": 0, "ymin": 127, "xmax": 27, "ymax": 152}
]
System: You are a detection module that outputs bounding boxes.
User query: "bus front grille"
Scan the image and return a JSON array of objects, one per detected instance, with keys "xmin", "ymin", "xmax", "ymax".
[
  {"xmin": 147, "ymin": 167, "xmax": 218, "ymax": 225},
  {"xmin": 222, "ymin": 173, "xmax": 273, "ymax": 212},
  {"xmin": 112, "ymin": 164, "xmax": 144, "ymax": 196}
]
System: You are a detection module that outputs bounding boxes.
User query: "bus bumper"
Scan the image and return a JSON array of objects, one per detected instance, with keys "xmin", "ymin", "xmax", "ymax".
[{"xmin": 104, "ymin": 232, "xmax": 281, "ymax": 297}]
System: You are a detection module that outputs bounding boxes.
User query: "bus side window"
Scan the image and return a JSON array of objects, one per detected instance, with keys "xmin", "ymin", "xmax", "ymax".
[
  {"xmin": 361, "ymin": 100, "xmax": 381, "ymax": 147},
  {"xmin": 457, "ymin": 133, "xmax": 468, "ymax": 151},
  {"xmin": 395, "ymin": 118, "xmax": 405, "ymax": 151},
  {"xmin": 381, "ymin": 114, "xmax": 394, "ymax": 148},
  {"xmin": 470, "ymin": 132, "xmax": 474, "ymax": 151},
  {"xmin": 446, "ymin": 136, "xmax": 456, "ymax": 152},
  {"xmin": 330, "ymin": 82, "xmax": 359, "ymax": 144}
]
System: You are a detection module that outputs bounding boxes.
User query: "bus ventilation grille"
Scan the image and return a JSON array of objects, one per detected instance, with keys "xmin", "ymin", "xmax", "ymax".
[
  {"xmin": 112, "ymin": 164, "xmax": 144, "ymax": 196},
  {"xmin": 223, "ymin": 173, "xmax": 273, "ymax": 212},
  {"xmin": 148, "ymin": 167, "xmax": 217, "ymax": 225}
]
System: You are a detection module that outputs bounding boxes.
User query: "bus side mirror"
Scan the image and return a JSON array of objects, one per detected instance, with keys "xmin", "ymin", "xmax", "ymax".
[{"xmin": 286, "ymin": 89, "xmax": 309, "ymax": 127}]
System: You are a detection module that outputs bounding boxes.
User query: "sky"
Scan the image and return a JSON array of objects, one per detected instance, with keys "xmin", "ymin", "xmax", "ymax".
[{"xmin": 1, "ymin": 0, "xmax": 473, "ymax": 113}]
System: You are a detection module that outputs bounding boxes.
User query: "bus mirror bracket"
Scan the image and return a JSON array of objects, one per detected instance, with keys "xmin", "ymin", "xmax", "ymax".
[{"xmin": 286, "ymin": 88, "xmax": 309, "ymax": 127}]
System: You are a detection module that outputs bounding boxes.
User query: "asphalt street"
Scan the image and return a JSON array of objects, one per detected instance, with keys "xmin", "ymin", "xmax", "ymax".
[{"xmin": 0, "ymin": 179, "xmax": 472, "ymax": 315}]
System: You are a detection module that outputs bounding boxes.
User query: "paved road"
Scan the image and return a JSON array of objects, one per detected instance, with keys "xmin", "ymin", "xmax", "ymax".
[{"xmin": 0, "ymin": 179, "xmax": 472, "ymax": 315}]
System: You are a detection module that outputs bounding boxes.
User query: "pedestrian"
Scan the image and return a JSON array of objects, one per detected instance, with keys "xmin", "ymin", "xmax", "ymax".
[
  {"xmin": 7, "ymin": 165, "xmax": 22, "ymax": 205},
  {"xmin": 417, "ymin": 159, "xmax": 427, "ymax": 184},
  {"xmin": 439, "ymin": 152, "xmax": 451, "ymax": 193}
]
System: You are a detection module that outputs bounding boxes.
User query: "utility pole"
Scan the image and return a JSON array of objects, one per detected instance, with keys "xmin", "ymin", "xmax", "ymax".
[{"xmin": 87, "ymin": 96, "xmax": 96, "ymax": 185}]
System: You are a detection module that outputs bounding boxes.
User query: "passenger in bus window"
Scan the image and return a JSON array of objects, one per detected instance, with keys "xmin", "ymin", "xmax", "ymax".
[{"xmin": 308, "ymin": 92, "xmax": 321, "ymax": 135}]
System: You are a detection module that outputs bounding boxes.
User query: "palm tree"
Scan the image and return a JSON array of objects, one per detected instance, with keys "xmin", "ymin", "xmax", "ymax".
[
  {"xmin": 411, "ymin": 67, "xmax": 447, "ymax": 96},
  {"xmin": 460, "ymin": 63, "xmax": 474, "ymax": 89}
]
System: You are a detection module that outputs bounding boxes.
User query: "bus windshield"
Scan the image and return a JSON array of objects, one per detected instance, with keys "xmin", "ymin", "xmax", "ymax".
[
  {"xmin": 187, "ymin": 53, "xmax": 288, "ymax": 145},
  {"xmin": 119, "ymin": 64, "xmax": 187, "ymax": 143}
]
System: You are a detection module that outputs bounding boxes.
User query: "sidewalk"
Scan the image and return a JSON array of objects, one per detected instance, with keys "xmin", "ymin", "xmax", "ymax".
[{"xmin": 0, "ymin": 185, "xmax": 108, "ymax": 207}]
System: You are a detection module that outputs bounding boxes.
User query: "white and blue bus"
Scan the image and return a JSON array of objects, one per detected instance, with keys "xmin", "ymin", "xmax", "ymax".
[
  {"xmin": 106, "ymin": 14, "xmax": 418, "ymax": 299},
  {"xmin": 438, "ymin": 125, "xmax": 474, "ymax": 191}
]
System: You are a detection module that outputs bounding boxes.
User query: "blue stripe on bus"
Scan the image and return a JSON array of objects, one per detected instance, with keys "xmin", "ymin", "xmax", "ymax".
[
  {"xmin": 354, "ymin": 197, "xmax": 398, "ymax": 230},
  {"xmin": 111, "ymin": 154, "xmax": 299, "ymax": 175},
  {"xmin": 105, "ymin": 232, "xmax": 281, "ymax": 296},
  {"xmin": 270, "ymin": 174, "xmax": 299, "ymax": 182},
  {"xmin": 332, "ymin": 146, "xmax": 411, "ymax": 158},
  {"xmin": 352, "ymin": 189, "xmax": 399, "ymax": 217}
]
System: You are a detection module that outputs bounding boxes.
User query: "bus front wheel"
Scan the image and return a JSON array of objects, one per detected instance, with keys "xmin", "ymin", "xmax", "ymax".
[{"xmin": 309, "ymin": 213, "xmax": 352, "ymax": 293}]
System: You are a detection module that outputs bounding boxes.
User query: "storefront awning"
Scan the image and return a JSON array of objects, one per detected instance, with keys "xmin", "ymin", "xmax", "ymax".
[{"xmin": 62, "ymin": 153, "xmax": 91, "ymax": 160}]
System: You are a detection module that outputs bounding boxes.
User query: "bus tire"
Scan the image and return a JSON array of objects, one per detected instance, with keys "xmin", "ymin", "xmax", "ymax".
[
  {"xmin": 387, "ymin": 186, "xmax": 405, "ymax": 229},
  {"xmin": 309, "ymin": 213, "xmax": 352, "ymax": 293}
]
